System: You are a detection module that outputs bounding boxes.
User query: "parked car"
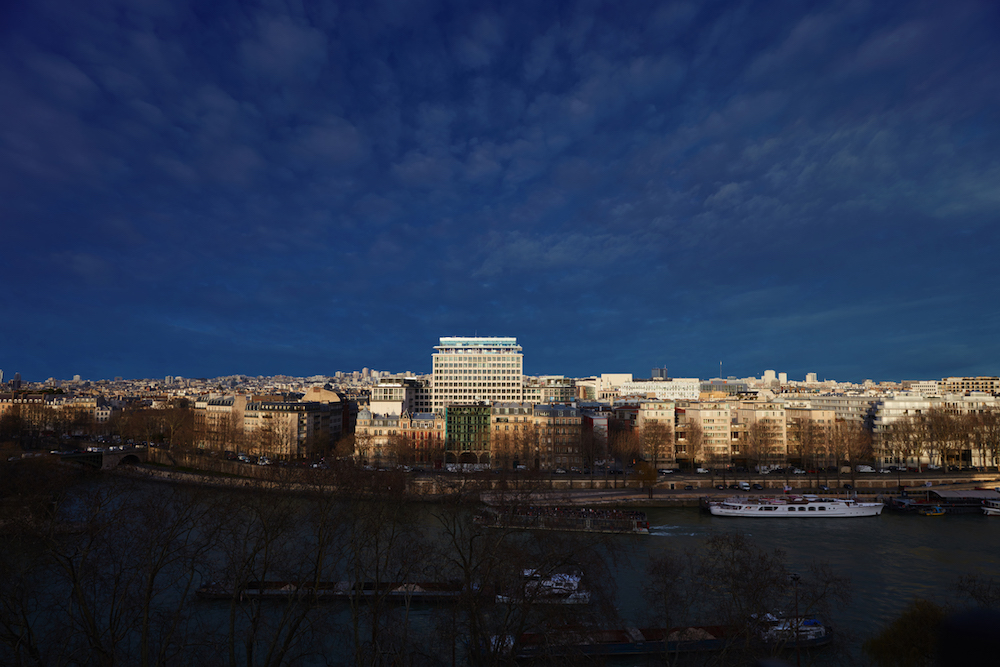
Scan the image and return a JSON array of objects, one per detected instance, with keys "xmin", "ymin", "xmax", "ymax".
[
  {"xmin": 684, "ymin": 485, "xmax": 694, "ymax": 490},
  {"xmin": 818, "ymin": 484, "xmax": 830, "ymax": 491},
  {"xmin": 716, "ymin": 484, "xmax": 727, "ymax": 490},
  {"xmin": 843, "ymin": 483, "xmax": 854, "ymax": 490},
  {"xmin": 696, "ymin": 468, "xmax": 709, "ymax": 474},
  {"xmin": 751, "ymin": 483, "xmax": 764, "ymax": 490}
]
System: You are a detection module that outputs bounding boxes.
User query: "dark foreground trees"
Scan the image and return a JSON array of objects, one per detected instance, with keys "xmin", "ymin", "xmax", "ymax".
[
  {"xmin": 644, "ymin": 533, "xmax": 851, "ymax": 666},
  {"xmin": 0, "ymin": 465, "xmax": 630, "ymax": 667}
]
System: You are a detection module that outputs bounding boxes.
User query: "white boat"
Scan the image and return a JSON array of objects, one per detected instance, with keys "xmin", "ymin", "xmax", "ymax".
[
  {"xmin": 496, "ymin": 568, "xmax": 591, "ymax": 605},
  {"xmin": 983, "ymin": 499, "xmax": 1000, "ymax": 516},
  {"xmin": 709, "ymin": 494, "xmax": 883, "ymax": 518}
]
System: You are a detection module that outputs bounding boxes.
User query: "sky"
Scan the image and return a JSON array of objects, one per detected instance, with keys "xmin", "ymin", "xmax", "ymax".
[{"xmin": 2, "ymin": 0, "xmax": 999, "ymax": 384}]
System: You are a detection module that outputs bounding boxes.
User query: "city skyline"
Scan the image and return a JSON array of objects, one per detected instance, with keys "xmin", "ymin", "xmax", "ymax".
[{"xmin": 4, "ymin": 0, "xmax": 999, "ymax": 383}]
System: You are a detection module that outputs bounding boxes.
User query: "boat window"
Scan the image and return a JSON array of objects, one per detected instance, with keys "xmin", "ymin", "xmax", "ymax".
[
  {"xmin": 787, "ymin": 507, "xmax": 795, "ymax": 512},
  {"xmin": 808, "ymin": 507, "xmax": 816, "ymax": 511},
  {"xmin": 798, "ymin": 507, "xmax": 806, "ymax": 511},
  {"xmin": 819, "ymin": 507, "xmax": 826, "ymax": 511}
]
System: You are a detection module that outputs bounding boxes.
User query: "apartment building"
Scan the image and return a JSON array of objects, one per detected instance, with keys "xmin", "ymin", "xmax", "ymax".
[
  {"xmin": 444, "ymin": 403, "xmax": 492, "ymax": 465},
  {"xmin": 431, "ymin": 337, "xmax": 522, "ymax": 412},
  {"xmin": 682, "ymin": 402, "xmax": 735, "ymax": 465},
  {"xmin": 940, "ymin": 377, "xmax": 1000, "ymax": 395},
  {"xmin": 354, "ymin": 409, "xmax": 445, "ymax": 467},
  {"xmin": 530, "ymin": 404, "xmax": 582, "ymax": 470},
  {"xmin": 736, "ymin": 402, "xmax": 787, "ymax": 467},
  {"xmin": 522, "ymin": 376, "xmax": 575, "ymax": 404},
  {"xmin": 243, "ymin": 401, "xmax": 334, "ymax": 460},
  {"xmin": 618, "ymin": 378, "xmax": 700, "ymax": 400}
]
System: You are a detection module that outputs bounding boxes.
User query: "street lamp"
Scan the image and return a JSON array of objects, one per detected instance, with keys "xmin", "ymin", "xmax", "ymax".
[{"xmin": 790, "ymin": 573, "xmax": 801, "ymax": 667}]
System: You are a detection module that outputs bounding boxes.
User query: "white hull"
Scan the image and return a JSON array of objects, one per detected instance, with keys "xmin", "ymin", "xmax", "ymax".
[
  {"xmin": 709, "ymin": 495, "xmax": 883, "ymax": 518},
  {"xmin": 983, "ymin": 500, "xmax": 1000, "ymax": 516}
]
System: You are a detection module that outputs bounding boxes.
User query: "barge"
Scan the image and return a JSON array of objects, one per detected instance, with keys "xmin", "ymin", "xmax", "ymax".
[{"xmin": 474, "ymin": 506, "xmax": 650, "ymax": 534}]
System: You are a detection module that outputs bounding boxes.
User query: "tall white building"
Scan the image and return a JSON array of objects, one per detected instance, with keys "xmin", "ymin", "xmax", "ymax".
[{"xmin": 431, "ymin": 337, "xmax": 523, "ymax": 413}]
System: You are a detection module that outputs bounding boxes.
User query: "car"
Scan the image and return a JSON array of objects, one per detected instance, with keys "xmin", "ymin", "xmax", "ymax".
[
  {"xmin": 553, "ymin": 468, "xmax": 567, "ymax": 474},
  {"xmin": 792, "ymin": 468, "xmax": 806, "ymax": 475},
  {"xmin": 684, "ymin": 485, "xmax": 694, "ymax": 490},
  {"xmin": 843, "ymin": 483, "xmax": 854, "ymax": 490},
  {"xmin": 751, "ymin": 483, "xmax": 764, "ymax": 490},
  {"xmin": 696, "ymin": 468, "xmax": 709, "ymax": 474},
  {"xmin": 657, "ymin": 468, "xmax": 673, "ymax": 475},
  {"xmin": 728, "ymin": 484, "xmax": 741, "ymax": 490},
  {"xmin": 818, "ymin": 484, "xmax": 830, "ymax": 491},
  {"xmin": 716, "ymin": 484, "xmax": 726, "ymax": 490}
]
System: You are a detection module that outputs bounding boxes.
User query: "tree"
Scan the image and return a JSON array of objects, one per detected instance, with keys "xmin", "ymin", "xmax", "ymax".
[
  {"xmin": 343, "ymin": 490, "xmax": 434, "ymax": 665},
  {"xmin": 742, "ymin": 420, "xmax": 773, "ymax": 474},
  {"xmin": 638, "ymin": 421, "xmax": 673, "ymax": 470},
  {"xmin": 862, "ymin": 598, "xmax": 947, "ymax": 667},
  {"xmin": 696, "ymin": 533, "xmax": 850, "ymax": 663},
  {"xmin": 682, "ymin": 421, "xmax": 705, "ymax": 472},
  {"xmin": 829, "ymin": 421, "xmax": 872, "ymax": 484},
  {"xmin": 643, "ymin": 548, "xmax": 698, "ymax": 665}
]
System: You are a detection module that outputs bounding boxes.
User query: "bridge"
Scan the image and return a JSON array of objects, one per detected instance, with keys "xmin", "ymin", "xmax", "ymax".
[{"xmin": 60, "ymin": 447, "xmax": 149, "ymax": 470}]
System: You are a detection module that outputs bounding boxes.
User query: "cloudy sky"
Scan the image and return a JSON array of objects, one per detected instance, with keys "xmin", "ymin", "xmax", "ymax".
[{"xmin": 3, "ymin": 0, "xmax": 999, "ymax": 383}]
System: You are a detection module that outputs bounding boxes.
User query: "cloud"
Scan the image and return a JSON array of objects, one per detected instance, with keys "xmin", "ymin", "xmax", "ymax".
[
  {"xmin": 452, "ymin": 13, "xmax": 505, "ymax": 70},
  {"xmin": 240, "ymin": 14, "xmax": 328, "ymax": 80}
]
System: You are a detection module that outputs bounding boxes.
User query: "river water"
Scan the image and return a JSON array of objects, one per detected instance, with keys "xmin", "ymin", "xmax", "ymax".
[
  {"xmin": 42, "ymin": 476, "xmax": 1000, "ymax": 666},
  {"xmin": 609, "ymin": 506, "xmax": 1000, "ymax": 662}
]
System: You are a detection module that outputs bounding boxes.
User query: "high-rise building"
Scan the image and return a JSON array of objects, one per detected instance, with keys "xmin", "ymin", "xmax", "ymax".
[{"xmin": 431, "ymin": 336, "xmax": 523, "ymax": 413}]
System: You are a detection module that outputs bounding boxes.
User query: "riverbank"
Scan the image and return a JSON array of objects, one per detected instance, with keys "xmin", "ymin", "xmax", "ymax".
[{"xmin": 113, "ymin": 460, "xmax": 910, "ymax": 509}]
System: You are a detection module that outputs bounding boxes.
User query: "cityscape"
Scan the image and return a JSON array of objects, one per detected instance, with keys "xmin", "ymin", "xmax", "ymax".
[
  {"xmin": 4, "ymin": 0, "xmax": 999, "ymax": 664},
  {"xmin": 4, "ymin": 335, "xmax": 1000, "ymax": 474}
]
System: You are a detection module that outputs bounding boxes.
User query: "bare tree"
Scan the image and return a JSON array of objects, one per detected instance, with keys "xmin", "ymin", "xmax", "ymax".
[
  {"xmin": 638, "ymin": 421, "xmax": 673, "ymax": 470},
  {"xmin": 682, "ymin": 421, "xmax": 705, "ymax": 472}
]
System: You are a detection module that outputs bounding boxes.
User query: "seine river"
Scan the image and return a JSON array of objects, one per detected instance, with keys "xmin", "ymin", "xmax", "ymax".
[
  {"xmin": 610, "ymin": 506, "xmax": 1000, "ymax": 661},
  {"xmin": 51, "ymin": 476, "xmax": 1000, "ymax": 665}
]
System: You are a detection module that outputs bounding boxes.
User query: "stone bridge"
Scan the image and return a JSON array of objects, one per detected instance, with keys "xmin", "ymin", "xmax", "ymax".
[{"xmin": 60, "ymin": 447, "xmax": 149, "ymax": 470}]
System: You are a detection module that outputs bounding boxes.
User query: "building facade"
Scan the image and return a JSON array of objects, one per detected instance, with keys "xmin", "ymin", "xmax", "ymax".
[{"xmin": 431, "ymin": 337, "xmax": 523, "ymax": 413}]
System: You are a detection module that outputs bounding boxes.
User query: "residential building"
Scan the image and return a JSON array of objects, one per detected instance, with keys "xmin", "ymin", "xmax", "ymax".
[
  {"xmin": 940, "ymin": 377, "xmax": 1000, "ymax": 395},
  {"xmin": 444, "ymin": 403, "xmax": 492, "ymax": 465},
  {"xmin": 354, "ymin": 409, "xmax": 445, "ymax": 467},
  {"xmin": 682, "ymin": 402, "xmax": 735, "ymax": 466},
  {"xmin": 618, "ymin": 378, "xmax": 700, "ymax": 401}
]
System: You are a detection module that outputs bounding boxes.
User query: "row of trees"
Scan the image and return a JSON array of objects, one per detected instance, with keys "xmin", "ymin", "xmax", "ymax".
[
  {"xmin": 0, "ymin": 460, "xmax": 630, "ymax": 666},
  {"xmin": 881, "ymin": 408, "xmax": 1000, "ymax": 469},
  {"xmin": 0, "ymin": 401, "xmax": 195, "ymax": 450}
]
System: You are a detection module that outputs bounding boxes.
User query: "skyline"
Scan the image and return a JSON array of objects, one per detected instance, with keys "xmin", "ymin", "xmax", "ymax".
[{"xmin": 4, "ymin": 0, "xmax": 999, "ymax": 383}]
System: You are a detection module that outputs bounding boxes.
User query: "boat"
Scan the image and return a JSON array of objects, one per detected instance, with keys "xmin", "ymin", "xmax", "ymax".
[
  {"xmin": 495, "ymin": 568, "xmax": 591, "ymax": 605},
  {"xmin": 919, "ymin": 506, "xmax": 946, "ymax": 516},
  {"xmin": 474, "ymin": 506, "xmax": 650, "ymax": 534},
  {"xmin": 888, "ymin": 488, "xmax": 1000, "ymax": 514},
  {"xmin": 489, "ymin": 616, "xmax": 832, "ymax": 659},
  {"xmin": 195, "ymin": 580, "xmax": 475, "ymax": 602},
  {"xmin": 708, "ymin": 494, "xmax": 883, "ymax": 518},
  {"xmin": 984, "ymin": 499, "xmax": 1000, "ymax": 516}
]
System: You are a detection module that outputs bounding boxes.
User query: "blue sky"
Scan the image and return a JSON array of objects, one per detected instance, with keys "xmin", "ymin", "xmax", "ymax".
[{"xmin": 2, "ymin": 0, "xmax": 999, "ymax": 383}]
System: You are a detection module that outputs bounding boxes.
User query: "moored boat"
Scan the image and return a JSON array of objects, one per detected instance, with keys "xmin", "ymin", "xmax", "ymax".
[
  {"xmin": 983, "ymin": 499, "xmax": 1000, "ymax": 516},
  {"xmin": 196, "ymin": 580, "xmax": 474, "ymax": 602},
  {"xmin": 495, "ymin": 568, "xmax": 591, "ymax": 605},
  {"xmin": 490, "ymin": 616, "xmax": 832, "ymax": 659},
  {"xmin": 708, "ymin": 494, "xmax": 883, "ymax": 518},
  {"xmin": 474, "ymin": 506, "xmax": 650, "ymax": 534},
  {"xmin": 919, "ymin": 506, "xmax": 946, "ymax": 516}
]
